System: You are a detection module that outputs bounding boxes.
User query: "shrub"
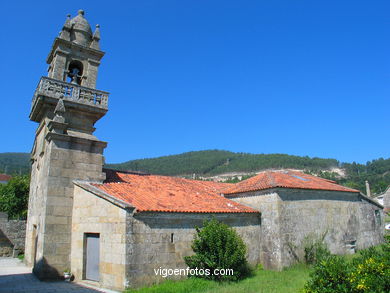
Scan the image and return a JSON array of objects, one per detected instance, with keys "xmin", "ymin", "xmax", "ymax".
[
  {"xmin": 0, "ymin": 175, "xmax": 30, "ymax": 219},
  {"xmin": 302, "ymin": 232, "xmax": 330, "ymax": 265},
  {"xmin": 303, "ymin": 254, "xmax": 351, "ymax": 293},
  {"xmin": 184, "ymin": 218, "xmax": 251, "ymax": 281},
  {"xmin": 349, "ymin": 243, "xmax": 390, "ymax": 292},
  {"xmin": 304, "ymin": 237, "xmax": 390, "ymax": 293}
]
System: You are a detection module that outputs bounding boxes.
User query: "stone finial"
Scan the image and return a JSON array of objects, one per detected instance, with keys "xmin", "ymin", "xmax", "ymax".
[
  {"xmin": 54, "ymin": 98, "xmax": 66, "ymax": 114},
  {"xmin": 93, "ymin": 24, "xmax": 101, "ymax": 40},
  {"xmin": 59, "ymin": 14, "xmax": 72, "ymax": 41},
  {"xmin": 90, "ymin": 24, "xmax": 101, "ymax": 50},
  {"xmin": 53, "ymin": 99, "xmax": 66, "ymax": 123},
  {"xmin": 78, "ymin": 9, "xmax": 85, "ymax": 16}
]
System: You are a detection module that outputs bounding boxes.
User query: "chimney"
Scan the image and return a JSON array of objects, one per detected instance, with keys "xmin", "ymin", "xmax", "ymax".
[{"xmin": 365, "ymin": 180, "xmax": 371, "ymax": 197}]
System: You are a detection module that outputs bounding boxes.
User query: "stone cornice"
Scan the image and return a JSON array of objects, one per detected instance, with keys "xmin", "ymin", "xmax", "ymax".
[
  {"xmin": 45, "ymin": 132, "xmax": 107, "ymax": 149},
  {"xmin": 46, "ymin": 37, "xmax": 105, "ymax": 64}
]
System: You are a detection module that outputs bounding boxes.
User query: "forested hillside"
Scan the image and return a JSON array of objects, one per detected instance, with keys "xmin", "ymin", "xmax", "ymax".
[
  {"xmin": 339, "ymin": 158, "xmax": 390, "ymax": 194},
  {"xmin": 0, "ymin": 153, "xmax": 30, "ymax": 175},
  {"xmin": 1, "ymin": 150, "xmax": 390, "ymax": 194},
  {"xmin": 107, "ymin": 150, "xmax": 339, "ymax": 176}
]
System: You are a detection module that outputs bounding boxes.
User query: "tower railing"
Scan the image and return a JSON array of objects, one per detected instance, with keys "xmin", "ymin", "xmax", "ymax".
[{"xmin": 32, "ymin": 77, "xmax": 109, "ymax": 109}]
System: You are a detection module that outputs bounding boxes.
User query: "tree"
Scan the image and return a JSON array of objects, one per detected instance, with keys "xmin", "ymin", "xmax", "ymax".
[
  {"xmin": 0, "ymin": 175, "xmax": 30, "ymax": 219},
  {"xmin": 184, "ymin": 218, "xmax": 250, "ymax": 281}
]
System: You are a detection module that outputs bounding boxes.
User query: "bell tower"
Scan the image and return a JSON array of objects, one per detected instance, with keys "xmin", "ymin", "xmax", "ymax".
[{"xmin": 25, "ymin": 10, "xmax": 109, "ymax": 279}]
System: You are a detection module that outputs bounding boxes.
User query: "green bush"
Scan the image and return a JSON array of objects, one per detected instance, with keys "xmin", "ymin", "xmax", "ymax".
[
  {"xmin": 304, "ymin": 237, "xmax": 390, "ymax": 293},
  {"xmin": 184, "ymin": 218, "xmax": 251, "ymax": 281},
  {"xmin": 0, "ymin": 175, "xmax": 30, "ymax": 219},
  {"xmin": 304, "ymin": 254, "xmax": 351, "ymax": 293},
  {"xmin": 349, "ymin": 242, "xmax": 390, "ymax": 292}
]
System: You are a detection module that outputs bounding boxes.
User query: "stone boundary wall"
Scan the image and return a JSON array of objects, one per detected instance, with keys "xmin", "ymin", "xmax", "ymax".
[{"xmin": 0, "ymin": 212, "xmax": 26, "ymax": 257}]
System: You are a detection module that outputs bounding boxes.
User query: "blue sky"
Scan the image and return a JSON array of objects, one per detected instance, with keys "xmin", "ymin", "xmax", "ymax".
[{"xmin": 1, "ymin": 0, "xmax": 389, "ymax": 164}]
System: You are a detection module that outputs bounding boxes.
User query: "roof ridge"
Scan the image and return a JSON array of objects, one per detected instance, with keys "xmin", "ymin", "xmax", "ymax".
[{"xmin": 266, "ymin": 171, "xmax": 276, "ymax": 187}]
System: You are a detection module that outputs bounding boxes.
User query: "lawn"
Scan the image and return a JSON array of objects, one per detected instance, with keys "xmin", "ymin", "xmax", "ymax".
[{"xmin": 125, "ymin": 264, "xmax": 311, "ymax": 293}]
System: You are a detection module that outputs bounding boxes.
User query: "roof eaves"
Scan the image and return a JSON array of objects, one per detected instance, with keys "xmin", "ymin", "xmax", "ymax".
[
  {"xmin": 135, "ymin": 209, "xmax": 260, "ymax": 214},
  {"xmin": 73, "ymin": 180, "xmax": 136, "ymax": 211},
  {"xmin": 358, "ymin": 192, "xmax": 384, "ymax": 209}
]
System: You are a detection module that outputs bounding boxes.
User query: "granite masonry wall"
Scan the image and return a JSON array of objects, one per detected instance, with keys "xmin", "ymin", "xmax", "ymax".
[
  {"xmin": 0, "ymin": 212, "xmax": 26, "ymax": 257},
  {"xmin": 277, "ymin": 189, "xmax": 384, "ymax": 267},
  {"xmin": 25, "ymin": 130, "xmax": 106, "ymax": 279},
  {"xmin": 71, "ymin": 185, "xmax": 128, "ymax": 291},
  {"xmin": 226, "ymin": 191, "xmax": 283, "ymax": 269},
  {"xmin": 126, "ymin": 212, "xmax": 262, "ymax": 288},
  {"xmin": 228, "ymin": 188, "xmax": 384, "ymax": 269}
]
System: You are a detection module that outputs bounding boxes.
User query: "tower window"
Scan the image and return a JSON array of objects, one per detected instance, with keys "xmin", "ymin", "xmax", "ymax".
[
  {"xmin": 67, "ymin": 60, "xmax": 83, "ymax": 85},
  {"xmin": 171, "ymin": 233, "xmax": 174, "ymax": 243}
]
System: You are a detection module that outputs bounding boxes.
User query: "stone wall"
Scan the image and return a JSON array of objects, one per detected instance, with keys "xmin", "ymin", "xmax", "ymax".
[
  {"xmin": 71, "ymin": 185, "xmax": 127, "ymax": 291},
  {"xmin": 227, "ymin": 190, "xmax": 284, "ymax": 269},
  {"xmin": 25, "ymin": 130, "xmax": 106, "ymax": 279},
  {"xmin": 228, "ymin": 188, "xmax": 384, "ymax": 270},
  {"xmin": 0, "ymin": 212, "xmax": 26, "ymax": 257},
  {"xmin": 277, "ymin": 189, "xmax": 383, "ymax": 267},
  {"xmin": 126, "ymin": 212, "xmax": 261, "ymax": 288}
]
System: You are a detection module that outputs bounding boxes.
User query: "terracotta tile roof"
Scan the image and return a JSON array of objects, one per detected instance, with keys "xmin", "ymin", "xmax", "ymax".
[
  {"xmin": 222, "ymin": 170, "xmax": 359, "ymax": 195},
  {"xmin": 91, "ymin": 171, "xmax": 258, "ymax": 214},
  {"xmin": 0, "ymin": 174, "xmax": 11, "ymax": 182}
]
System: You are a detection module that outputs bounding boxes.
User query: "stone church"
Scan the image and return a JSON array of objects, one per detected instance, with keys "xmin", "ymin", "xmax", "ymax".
[{"xmin": 24, "ymin": 10, "xmax": 384, "ymax": 291}]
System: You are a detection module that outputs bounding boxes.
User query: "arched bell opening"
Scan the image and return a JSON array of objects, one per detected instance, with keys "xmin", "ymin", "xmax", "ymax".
[{"xmin": 67, "ymin": 60, "xmax": 84, "ymax": 85}]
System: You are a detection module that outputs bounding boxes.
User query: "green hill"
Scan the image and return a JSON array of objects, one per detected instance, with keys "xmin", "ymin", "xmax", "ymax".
[
  {"xmin": 0, "ymin": 153, "xmax": 31, "ymax": 175},
  {"xmin": 1, "ymin": 150, "xmax": 390, "ymax": 194},
  {"xmin": 339, "ymin": 158, "xmax": 390, "ymax": 194},
  {"xmin": 107, "ymin": 150, "xmax": 339, "ymax": 176}
]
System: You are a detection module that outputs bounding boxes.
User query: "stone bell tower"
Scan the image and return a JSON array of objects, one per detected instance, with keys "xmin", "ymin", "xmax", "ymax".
[{"xmin": 25, "ymin": 10, "xmax": 109, "ymax": 279}]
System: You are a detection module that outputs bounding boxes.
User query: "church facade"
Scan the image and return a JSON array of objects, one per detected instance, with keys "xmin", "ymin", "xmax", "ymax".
[{"xmin": 25, "ymin": 11, "xmax": 384, "ymax": 291}]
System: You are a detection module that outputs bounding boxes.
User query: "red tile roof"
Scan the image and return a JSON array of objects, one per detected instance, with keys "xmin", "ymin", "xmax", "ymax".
[
  {"xmin": 91, "ymin": 171, "xmax": 258, "ymax": 214},
  {"xmin": 0, "ymin": 174, "xmax": 11, "ymax": 182},
  {"xmin": 222, "ymin": 170, "xmax": 359, "ymax": 195}
]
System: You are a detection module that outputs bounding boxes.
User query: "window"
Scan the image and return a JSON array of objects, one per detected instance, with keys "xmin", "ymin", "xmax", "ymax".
[{"xmin": 374, "ymin": 210, "xmax": 381, "ymax": 226}]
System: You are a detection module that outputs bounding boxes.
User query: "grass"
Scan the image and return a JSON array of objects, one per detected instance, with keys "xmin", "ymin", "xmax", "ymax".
[
  {"xmin": 17, "ymin": 254, "xmax": 24, "ymax": 261},
  {"xmin": 125, "ymin": 264, "xmax": 311, "ymax": 293}
]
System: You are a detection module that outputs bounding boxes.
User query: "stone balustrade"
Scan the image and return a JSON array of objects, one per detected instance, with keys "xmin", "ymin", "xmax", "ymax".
[{"xmin": 33, "ymin": 77, "xmax": 109, "ymax": 109}]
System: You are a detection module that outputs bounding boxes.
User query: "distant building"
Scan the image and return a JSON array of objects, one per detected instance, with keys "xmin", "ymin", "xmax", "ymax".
[
  {"xmin": 375, "ymin": 186, "xmax": 390, "ymax": 212},
  {"xmin": 0, "ymin": 174, "xmax": 11, "ymax": 184}
]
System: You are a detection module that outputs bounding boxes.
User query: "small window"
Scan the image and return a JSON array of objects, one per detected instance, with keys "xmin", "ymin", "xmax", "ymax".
[
  {"xmin": 375, "ymin": 210, "xmax": 381, "ymax": 226},
  {"xmin": 170, "ymin": 233, "xmax": 174, "ymax": 243}
]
